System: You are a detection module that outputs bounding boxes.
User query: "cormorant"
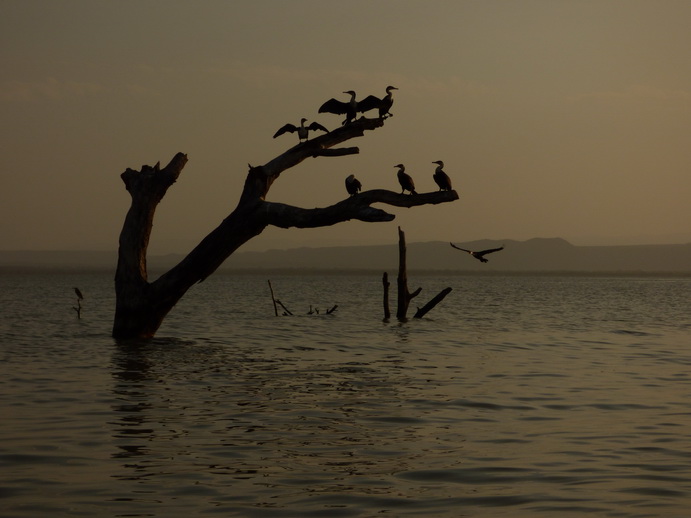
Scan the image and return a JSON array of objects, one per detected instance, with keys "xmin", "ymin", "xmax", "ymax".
[
  {"xmin": 395, "ymin": 164, "xmax": 417, "ymax": 194},
  {"xmin": 432, "ymin": 160, "xmax": 452, "ymax": 191},
  {"xmin": 273, "ymin": 118, "xmax": 328, "ymax": 142},
  {"xmin": 74, "ymin": 287, "xmax": 83, "ymax": 300},
  {"xmin": 449, "ymin": 243, "xmax": 504, "ymax": 263},
  {"xmin": 345, "ymin": 174, "xmax": 362, "ymax": 196},
  {"xmin": 318, "ymin": 90, "xmax": 360, "ymax": 125},
  {"xmin": 359, "ymin": 86, "xmax": 398, "ymax": 118}
]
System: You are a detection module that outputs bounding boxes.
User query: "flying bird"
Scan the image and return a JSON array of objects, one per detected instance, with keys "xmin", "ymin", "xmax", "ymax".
[
  {"xmin": 273, "ymin": 118, "xmax": 328, "ymax": 142},
  {"xmin": 74, "ymin": 287, "xmax": 84, "ymax": 300},
  {"xmin": 450, "ymin": 243, "xmax": 504, "ymax": 263},
  {"xmin": 432, "ymin": 160, "xmax": 452, "ymax": 191},
  {"xmin": 318, "ymin": 90, "xmax": 362, "ymax": 125},
  {"xmin": 345, "ymin": 174, "xmax": 362, "ymax": 196},
  {"xmin": 394, "ymin": 164, "xmax": 417, "ymax": 194},
  {"xmin": 358, "ymin": 86, "xmax": 398, "ymax": 119}
]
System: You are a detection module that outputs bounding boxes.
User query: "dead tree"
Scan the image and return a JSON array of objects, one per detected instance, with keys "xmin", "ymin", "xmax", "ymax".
[
  {"xmin": 393, "ymin": 226, "xmax": 453, "ymax": 321},
  {"xmin": 113, "ymin": 116, "xmax": 459, "ymax": 339},
  {"xmin": 396, "ymin": 227, "xmax": 422, "ymax": 320}
]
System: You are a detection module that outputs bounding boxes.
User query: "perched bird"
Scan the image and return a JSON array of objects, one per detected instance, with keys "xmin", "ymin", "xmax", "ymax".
[
  {"xmin": 345, "ymin": 174, "xmax": 362, "ymax": 196},
  {"xmin": 318, "ymin": 90, "xmax": 360, "ymax": 125},
  {"xmin": 450, "ymin": 243, "xmax": 504, "ymax": 263},
  {"xmin": 359, "ymin": 86, "xmax": 398, "ymax": 118},
  {"xmin": 394, "ymin": 164, "xmax": 417, "ymax": 194},
  {"xmin": 273, "ymin": 118, "xmax": 328, "ymax": 142},
  {"xmin": 74, "ymin": 287, "xmax": 84, "ymax": 300},
  {"xmin": 432, "ymin": 160, "xmax": 452, "ymax": 191}
]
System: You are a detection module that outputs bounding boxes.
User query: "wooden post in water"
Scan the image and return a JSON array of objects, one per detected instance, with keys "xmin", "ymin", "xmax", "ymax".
[
  {"xmin": 72, "ymin": 287, "xmax": 83, "ymax": 319},
  {"xmin": 382, "ymin": 272, "xmax": 391, "ymax": 320},
  {"xmin": 267, "ymin": 280, "xmax": 278, "ymax": 316}
]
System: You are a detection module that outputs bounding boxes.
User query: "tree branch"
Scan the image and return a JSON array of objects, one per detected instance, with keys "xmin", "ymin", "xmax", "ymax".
[
  {"xmin": 263, "ymin": 189, "xmax": 459, "ymax": 229},
  {"xmin": 312, "ymin": 147, "xmax": 359, "ymax": 157},
  {"xmin": 242, "ymin": 117, "xmax": 385, "ymax": 201}
]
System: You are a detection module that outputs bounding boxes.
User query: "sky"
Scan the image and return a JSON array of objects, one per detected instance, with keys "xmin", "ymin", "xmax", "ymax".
[{"xmin": 2, "ymin": 0, "xmax": 690, "ymax": 254}]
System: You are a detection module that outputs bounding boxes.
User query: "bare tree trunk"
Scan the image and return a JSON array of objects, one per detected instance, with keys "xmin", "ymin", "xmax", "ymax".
[
  {"xmin": 396, "ymin": 227, "xmax": 421, "ymax": 320},
  {"xmin": 113, "ymin": 117, "xmax": 459, "ymax": 339}
]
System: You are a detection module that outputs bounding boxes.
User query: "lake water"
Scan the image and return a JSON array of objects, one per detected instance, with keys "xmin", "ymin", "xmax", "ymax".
[{"xmin": 1, "ymin": 271, "xmax": 691, "ymax": 517}]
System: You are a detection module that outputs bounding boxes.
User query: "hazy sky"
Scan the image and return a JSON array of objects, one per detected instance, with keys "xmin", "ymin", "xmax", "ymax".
[{"xmin": 2, "ymin": 0, "xmax": 690, "ymax": 253}]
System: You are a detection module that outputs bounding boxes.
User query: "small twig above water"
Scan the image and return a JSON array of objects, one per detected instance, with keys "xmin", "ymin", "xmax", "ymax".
[
  {"xmin": 268, "ymin": 280, "xmax": 279, "ymax": 316},
  {"xmin": 72, "ymin": 287, "xmax": 83, "ymax": 319},
  {"xmin": 275, "ymin": 299, "xmax": 293, "ymax": 316}
]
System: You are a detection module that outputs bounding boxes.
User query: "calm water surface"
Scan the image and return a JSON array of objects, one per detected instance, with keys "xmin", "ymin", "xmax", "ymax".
[{"xmin": 1, "ymin": 272, "xmax": 690, "ymax": 517}]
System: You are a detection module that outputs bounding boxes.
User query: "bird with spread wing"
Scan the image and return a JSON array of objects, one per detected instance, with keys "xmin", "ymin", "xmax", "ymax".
[
  {"xmin": 450, "ymin": 243, "xmax": 504, "ymax": 263},
  {"xmin": 273, "ymin": 118, "xmax": 328, "ymax": 142},
  {"xmin": 358, "ymin": 86, "xmax": 398, "ymax": 119}
]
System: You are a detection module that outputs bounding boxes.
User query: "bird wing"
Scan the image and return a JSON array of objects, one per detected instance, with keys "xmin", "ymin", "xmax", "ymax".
[
  {"xmin": 449, "ymin": 242, "xmax": 471, "ymax": 253},
  {"xmin": 273, "ymin": 123, "xmax": 297, "ymax": 138},
  {"xmin": 357, "ymin": 95, "xmax": 382, "ymax": 113},
  {"xmin": 478, "ymin": 246, "xmax": 504, "ymax": 256},
  {"xmin": 319, "ymin": 98, "xmax": 349, "ymax": 115},
  {"xmin": 308, "ymin": 121, "xmax": 329, "ymax": 133}
]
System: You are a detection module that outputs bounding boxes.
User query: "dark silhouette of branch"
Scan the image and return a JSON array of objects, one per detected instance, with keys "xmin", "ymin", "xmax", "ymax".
[
  {"xmin": 414, "ymin": 287, "xmax": 453, "ymax": 318},
  {"xmin": 264, "ymin": 189, "xmax": 458, "ymax": 228}
]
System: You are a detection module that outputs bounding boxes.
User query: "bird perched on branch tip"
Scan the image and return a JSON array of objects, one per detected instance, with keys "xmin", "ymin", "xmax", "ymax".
[{"xmin": 432, "ymin": 160, "xmax": 453, "ymax": 191}]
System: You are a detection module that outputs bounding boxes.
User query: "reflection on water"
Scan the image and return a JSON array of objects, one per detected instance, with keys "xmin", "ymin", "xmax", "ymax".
[{"xmin": 1, "ymin": 273, "xmax": 691, "ymax": 517}]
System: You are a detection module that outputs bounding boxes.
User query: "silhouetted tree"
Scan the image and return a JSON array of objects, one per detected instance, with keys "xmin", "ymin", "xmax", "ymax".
[{"xmin": 113, "ymin": 116, "xmax": 458, "ymax": 339}]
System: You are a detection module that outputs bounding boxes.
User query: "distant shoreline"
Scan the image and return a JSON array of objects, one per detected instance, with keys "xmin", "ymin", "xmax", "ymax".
[
  {"xmin": 2, "ymin": 238, "xmax": 690, "ymax": 274},
  {"xmin": 2, "ymin": 266, "xmax": 690, "ymax": 278}
]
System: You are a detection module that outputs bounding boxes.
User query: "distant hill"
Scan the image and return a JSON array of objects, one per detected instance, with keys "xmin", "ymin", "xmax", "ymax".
[
  {"xmin": 0, "ymin": 250, "xmax": 117, "ymax": 271},
  {"xmin": 221, "ymin": 238, "xmax": 691, "ymax": 273},
  {"xmin": 2, "ymin": 238, "xmax": 690, "ymax": 273}
]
